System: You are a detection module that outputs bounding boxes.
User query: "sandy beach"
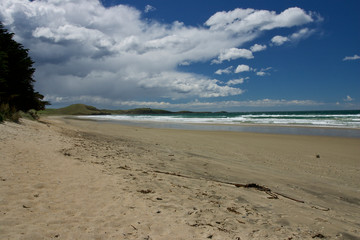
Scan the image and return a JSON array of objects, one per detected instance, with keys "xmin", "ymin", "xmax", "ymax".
[{"xmin": 1, "ymin": 117, "xmax": 359, "ymax": 240}]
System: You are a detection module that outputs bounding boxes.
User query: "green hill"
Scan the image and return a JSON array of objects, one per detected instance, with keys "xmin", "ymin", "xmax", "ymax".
[
  {"xmin": 39, "ymin": 104, "xmax": 110, "ymax": 115},
  {"xmin": 39, "ymin": 105, "xmax": 174, "ymax": 116},
  {"xmin": 39, "ymin": 104, "xmax": 231, "ymax": 116},
  {"xmin": 119, "ymin": 108, "xmax": 172, "ymax": 114}
]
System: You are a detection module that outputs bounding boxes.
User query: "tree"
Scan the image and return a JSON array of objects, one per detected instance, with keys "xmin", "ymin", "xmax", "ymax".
[{"xmin": 0, "ymin": 22, "xmax": 48, "ymax": 116}]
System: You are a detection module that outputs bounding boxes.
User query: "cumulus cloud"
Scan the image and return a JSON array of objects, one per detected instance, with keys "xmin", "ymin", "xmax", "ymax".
[
  {"xmin": 205, "ymin": 7, "xmax": 313, "ymax": 32},
  {"xmin": 343, "ymin": 54, "xmax": 360, "ymax": 61},
  {"xmin": 290, "ymin": 28, "xmax": 314, "ymax": 41},
  {"xmin": 226, "ymin": 78, "xmax": 245, "ymax": 86},
  {"xmin": 271, "ymin": 35, "xmax": 289, "ymax": 46},
  {"xmin": 215, "ymin": 66, "xmax": 233, "ymax": 75},
  {"xmin": 136, "ymin": 71, "xmax": 244, "ymax": 99},
  {"xmin": 344, "ymin": 95, "xmax": 354, "ymax": 102},
  {"xmin": 212, "ymin": 48, "xmax": 253, "ymax": 64},
  {"xmin": 271, "ymin": 28, "xmax": 315, "ymax": 46},
  {"xmin": 235, "ymin": 64, "xmax": 251, "ymax": 73},
  {"xmin": 256, "ymin": 67, "xmax": 272, "ymax": 76},
  {"xmin": 0, "ymin": 1, "xmax": 318, "ymax": 107},
  {"xmin": 256, "ymin": 71, "xmax": 266, "ymax": 76},
  {"xmin": 145, "ymin": 5, "xmax": 156, "ymax": 13},
  {"xmin": 250, "ymin": 44, "xmax": 267, "ymax": 52}
]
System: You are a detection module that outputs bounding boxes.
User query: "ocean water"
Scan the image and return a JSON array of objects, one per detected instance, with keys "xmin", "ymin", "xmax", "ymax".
[
  {"xmin": 80, "ymin": 110, "xmax": 360, "ymax": 127},
  {"xmin": 78, "ymin": 110, "xmax": 360, "ymax": 137}
]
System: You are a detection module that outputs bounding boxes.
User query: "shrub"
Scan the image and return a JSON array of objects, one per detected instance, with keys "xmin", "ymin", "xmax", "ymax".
[
  {"xmin": 0, "ymin": 103, "xmax": 11, "ymax": 120},
  {"xmin": 10, "ymin": 111, "xmax": 21, "ymax": 123},
  {"xmin": 28, "ymin": 109, "xmax": 39, "ymax": 120},
  {"xmin": 0, "ymin": 103, "xmax": 21, "ymax": 123}
]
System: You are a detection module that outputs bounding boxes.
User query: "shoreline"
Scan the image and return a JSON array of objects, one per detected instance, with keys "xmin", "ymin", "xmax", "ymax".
[
  {"xmin": 73, "ymin": 116, "xmax": 360, "ymax": 138},
  {"xmin": 1, "ymin": 117, "xmax": 360, "ymax": 239}
]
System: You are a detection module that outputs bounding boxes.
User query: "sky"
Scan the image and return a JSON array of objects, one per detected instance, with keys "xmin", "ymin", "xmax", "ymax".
[{"xmin": 0, "ymin": 0, "xmax": 359, "ymax": 111}]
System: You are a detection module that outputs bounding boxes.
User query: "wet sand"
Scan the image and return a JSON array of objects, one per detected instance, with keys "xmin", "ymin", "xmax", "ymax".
[{"xmin": 1, "ymin": 117, "xmax": 359, "ymax": 239}]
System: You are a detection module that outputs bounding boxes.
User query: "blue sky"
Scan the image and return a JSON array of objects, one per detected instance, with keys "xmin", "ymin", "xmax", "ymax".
[{"xmin": 1, "ymin": 0, "xmax": 359, "ymax": 111}]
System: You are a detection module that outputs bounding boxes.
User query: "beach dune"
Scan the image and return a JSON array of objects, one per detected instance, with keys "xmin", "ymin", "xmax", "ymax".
[{"xmin": 1, "ymin": 117, "xmax": 359, "ymax": 239}]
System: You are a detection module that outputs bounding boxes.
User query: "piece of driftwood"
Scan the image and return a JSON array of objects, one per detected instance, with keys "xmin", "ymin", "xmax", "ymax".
[
  {"xmin": 152, "ymin": 170, "xmax": 304, "ymax": 203},
  {"xmin": 118, "ymin": 168, "xmax": 325, "ymax": 207}
]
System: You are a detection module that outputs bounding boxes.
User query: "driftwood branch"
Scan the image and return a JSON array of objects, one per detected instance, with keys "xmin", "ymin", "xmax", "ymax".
[
  {"xmin": 117, "ymin": 167, "xmax": 332, "ymax": 210},
  {"xmin": 152, "ymin": 170, "xmax": 305, "ymax": 204}
]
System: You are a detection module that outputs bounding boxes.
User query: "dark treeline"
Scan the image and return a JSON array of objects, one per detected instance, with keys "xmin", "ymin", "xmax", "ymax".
[{"xmin": 0, "ymin": 22, "xmax": 48, "ymax": 122}]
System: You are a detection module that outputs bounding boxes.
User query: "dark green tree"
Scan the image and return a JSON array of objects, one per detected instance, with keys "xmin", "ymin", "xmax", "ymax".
[{"xmin": 0, "ymin": 22, "xmax": 48, "ymax": 115}]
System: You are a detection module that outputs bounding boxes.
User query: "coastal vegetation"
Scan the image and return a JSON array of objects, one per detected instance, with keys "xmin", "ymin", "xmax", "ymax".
[{"xmin": 0, "ymin": 23, "xmax": 48, "ymax": 122}]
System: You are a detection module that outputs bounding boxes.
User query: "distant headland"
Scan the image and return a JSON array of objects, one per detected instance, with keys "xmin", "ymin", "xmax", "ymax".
[{"xmin": 39, "ymin": 103, "xmax": 225, "ymax": 115}]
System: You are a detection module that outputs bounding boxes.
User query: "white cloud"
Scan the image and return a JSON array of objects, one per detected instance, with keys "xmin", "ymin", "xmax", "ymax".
[
  {"xmin": 0, "ymin": 1, "xmax": 318, "ymax": 106},
  {"xmin": 290, "ymin": 28, "xmax": 314, "ymax": 41},
  {"xmin": 260, "ymin": 8, "xmax": 313, "ymax": 30},
  {"xmin": 256, "ymin": 67, "xmax": 272, "ymax": 76},
  {"xmin": 250, "ymin": 44, "xmax": 267, "ymax": 52},
  {"xmin": 145, "ymin": 5, "xmax": 156, "ymax": 13},
  {"xmin": 271, "ymin": 28, "xmax": 315, "ymax": 46},
  {"xmin": 179, "ymin": 61, "xmax": 191, "ymax": 66},
  {"xmin": 226, "ymin": 78, "xmax": 245, "ymax": 85},
  {"xmin": 343, "ymin": 54, "xmax": 360, "ymax": 61},
  {"xmin": 215, "ymin": 66, "xmax": 233, "ymax": 75},
  {"xmin": 205, "ymin": 7, "xmax": 314, "ymax": 32},
  {"xmin": 235, "ymin": 64, "xmax": 251, "ymax": 73},
  {"xmin": 136, "ymin": 71, "xmax": 244, "ymax": 99},
  {"xmin": 271, "ymin": 35, "xmax": 289, "ymax": 46},
  {"xmin": 344, "ymin": 95, "xmax": 354, "ymax": 102},
  {"xmin": 212, "ymin": 48, "xmax": 253, "ymax": 64}
]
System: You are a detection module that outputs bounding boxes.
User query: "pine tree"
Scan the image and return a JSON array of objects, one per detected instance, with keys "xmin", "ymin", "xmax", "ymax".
[{"xmin": 0, "ymin": 22, "xmax": 48, "ymax": 119}]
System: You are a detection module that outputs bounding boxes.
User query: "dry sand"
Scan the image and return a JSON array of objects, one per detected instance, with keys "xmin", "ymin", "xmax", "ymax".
[{"xmin": 1, "ymin": 117, "xmax": 359, "ymax": 240}]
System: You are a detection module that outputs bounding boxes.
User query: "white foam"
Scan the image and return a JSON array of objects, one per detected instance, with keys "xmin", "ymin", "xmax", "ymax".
[{"xmin": 78, "ymin": 113, "xmax": 360, "ymax": 128}]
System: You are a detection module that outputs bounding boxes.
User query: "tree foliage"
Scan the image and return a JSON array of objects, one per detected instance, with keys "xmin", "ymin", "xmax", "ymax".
[{"xmin": 0, "ymin": 22, "xmax": 48, "ymax": 119}]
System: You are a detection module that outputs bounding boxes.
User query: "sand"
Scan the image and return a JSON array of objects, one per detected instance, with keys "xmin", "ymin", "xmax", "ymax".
[{"xmin": 1, "ymin": 117, "xmax": 359, "ymax": 240}]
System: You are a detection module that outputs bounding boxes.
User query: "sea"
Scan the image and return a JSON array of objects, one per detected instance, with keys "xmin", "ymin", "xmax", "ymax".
[{"xmin": 78, "ymin": 110, "xmax": 360, "ymax": 138}]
